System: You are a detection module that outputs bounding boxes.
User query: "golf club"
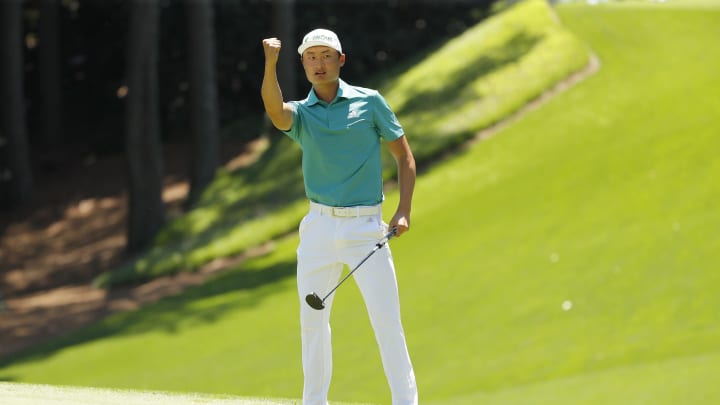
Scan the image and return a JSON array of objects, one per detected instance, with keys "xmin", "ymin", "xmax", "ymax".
[{"xmin": 305, "ymin": 227, "xmax": 398, "ymax": 310}]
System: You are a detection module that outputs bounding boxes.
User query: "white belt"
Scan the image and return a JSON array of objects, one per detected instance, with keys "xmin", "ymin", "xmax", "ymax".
[{"xmin": 309, "ymin": 201, "xmax": 381, "ymax": 217}]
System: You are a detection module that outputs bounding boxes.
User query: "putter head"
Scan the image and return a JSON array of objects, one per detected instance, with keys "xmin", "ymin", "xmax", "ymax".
[{"xmin": 305, "ymin": 293, "xmax": 325, "ymax": 310}]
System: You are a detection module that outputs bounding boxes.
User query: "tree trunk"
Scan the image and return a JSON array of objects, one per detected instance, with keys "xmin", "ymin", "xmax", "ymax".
[
  {"xmin": 263, "ymin": 0, "xmax": 297, "ymax": 138},
  {"xmin": 38, "ymin": 0, "xmax": 63, "ymax": 146},
  {"xmin": 273, "ymin": 0, "xmax": 297, "ymax": 101},
  {"xmin": 185, "ymin": 0, "xmax": 219, "ymax": 205},
  {"xmin": 125, "ymin": 0, "xmax": 165, "ymax": 253},
  {"xmin": 0, "ymin": 0, "xmax": 33, "ymax": 209}
]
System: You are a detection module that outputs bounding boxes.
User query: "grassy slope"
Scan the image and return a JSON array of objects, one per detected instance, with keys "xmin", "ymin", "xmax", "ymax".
[
  {"xmin": 3, "ymin": 1, "xmax": 720, "ymax": 405},
  {"xmin": 416, "ymin": 2, "xmax": 720, "ymax": 402},
  {"xmin": 95, "ymin": 0, "xmax": 589, "ymax": 287}
]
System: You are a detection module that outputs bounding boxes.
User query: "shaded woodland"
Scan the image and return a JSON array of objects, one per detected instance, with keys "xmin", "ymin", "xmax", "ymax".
[{"xmin": 1, "ymin": 0, "xmax": 497, "ymax": 252}]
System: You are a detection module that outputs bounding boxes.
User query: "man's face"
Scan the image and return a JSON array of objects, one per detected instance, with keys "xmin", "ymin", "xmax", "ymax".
[{"xmin": 301, "ymin": 46, "xmax": 345, "ymax": 86}]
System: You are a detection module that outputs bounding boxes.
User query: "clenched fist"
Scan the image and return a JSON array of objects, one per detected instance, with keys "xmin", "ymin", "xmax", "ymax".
[{"xmin": 263, "ymin": 38, "xmax": 282, "ymax": 65}]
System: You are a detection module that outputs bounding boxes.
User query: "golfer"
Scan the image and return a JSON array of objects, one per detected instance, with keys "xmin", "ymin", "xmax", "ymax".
[{"xmin": 261, "ymin": 29, "xmax": 418, "ymax": 405}]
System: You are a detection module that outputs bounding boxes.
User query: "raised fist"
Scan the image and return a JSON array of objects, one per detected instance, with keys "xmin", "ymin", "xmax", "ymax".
[{"xmin": 263, "ymin": 38, "xmax": 282, "ymax": 65}]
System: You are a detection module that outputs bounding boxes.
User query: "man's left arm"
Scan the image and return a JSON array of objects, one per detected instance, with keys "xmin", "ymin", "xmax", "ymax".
[{"xmin": 386, "ymin": 135, "xmax": 416, "ymax": 238}]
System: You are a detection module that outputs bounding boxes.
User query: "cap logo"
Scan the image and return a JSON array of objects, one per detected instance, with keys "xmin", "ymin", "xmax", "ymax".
[{"xmin": 307, "ymin": 34, "xmax": 334, "ymax": 43}]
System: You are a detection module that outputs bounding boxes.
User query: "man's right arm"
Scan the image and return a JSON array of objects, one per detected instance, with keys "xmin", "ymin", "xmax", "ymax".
[{"xmin": 261, "ymin": 38, "xmax": 294, "ymax": 131}]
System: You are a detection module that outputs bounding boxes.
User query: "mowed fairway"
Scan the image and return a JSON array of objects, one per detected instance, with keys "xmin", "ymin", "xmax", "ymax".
[{"xmin": 2, "ymin": 2, "xmax": 720, "ymax": 404}]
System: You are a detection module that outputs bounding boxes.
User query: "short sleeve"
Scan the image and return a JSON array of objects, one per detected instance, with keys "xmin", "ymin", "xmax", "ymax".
[
  {"xmin": 371, "ymin": 92, "xmax": 404, "ymax": 142},
  {"xmin": 282, "ymin": 101, "xmax": 301, "ymax": 142}
]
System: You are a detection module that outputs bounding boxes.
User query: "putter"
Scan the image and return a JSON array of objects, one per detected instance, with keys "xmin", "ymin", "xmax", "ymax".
[{"xmin": 305, "ymin": 227, "xmax": 398, "ymax": 310}]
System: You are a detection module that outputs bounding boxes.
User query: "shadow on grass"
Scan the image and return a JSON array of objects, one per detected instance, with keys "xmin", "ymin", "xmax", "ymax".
[
  {"xmin": 0, "ymin": 257, "xmax": 296, "ymax": 369},
  {"xmin": 159, "ymin": 136, "xmax": 306, "ymax": 244},
  {"xmin": 394, "ymin": 30, "xmax": 542, "ymax": 117},
  {"xmin": 97, "ymin": 137, "xmax": 306, "ymax": 286},
  {"xmin": 377, "ymin": 31, "xmax": 544, "ymax": 178}
]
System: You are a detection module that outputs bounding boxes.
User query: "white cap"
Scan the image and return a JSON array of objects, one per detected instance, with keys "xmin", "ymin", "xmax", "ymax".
[{"xmin": 297, "ymin": 28, "xmax": 343, "ymax": 55}]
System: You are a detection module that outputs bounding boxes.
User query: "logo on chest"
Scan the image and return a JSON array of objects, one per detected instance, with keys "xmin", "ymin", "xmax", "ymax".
[{"xmin": 346, "ymin": 101, "xmax": 368, "ymax": 121}]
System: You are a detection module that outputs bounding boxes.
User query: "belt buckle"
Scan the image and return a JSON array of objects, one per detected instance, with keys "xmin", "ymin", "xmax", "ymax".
[{"xmin": 332, "ymin": 207, "xmax": 347, "ymax": 217}]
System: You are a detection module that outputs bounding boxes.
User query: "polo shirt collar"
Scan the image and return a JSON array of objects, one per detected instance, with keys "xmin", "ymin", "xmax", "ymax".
[{"xmin": 306, "ymin": 79, "xmax": 360, "ymax": 106}]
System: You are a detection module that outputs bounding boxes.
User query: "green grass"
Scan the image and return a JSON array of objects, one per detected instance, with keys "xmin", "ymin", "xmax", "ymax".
[
  {"xmin": 426, "ymin": 350, "xmax": 720, "ymax": 404},
  {"xmin": 382, "ymin": 0, "xmax": 589, "ymax": 160},
  {"xmin": 94, "ymin": 0, "xmax": 590, "ymax": 287},
  {"xmin": 3, "ymin": 0, "xmax": 720, "ymax": 404}
]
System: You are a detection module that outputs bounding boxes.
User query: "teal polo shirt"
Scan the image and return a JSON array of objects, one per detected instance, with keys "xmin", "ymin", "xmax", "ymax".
[{"xmin": 284, "ymin": 79, "xmax": 404, "ymax": 207}]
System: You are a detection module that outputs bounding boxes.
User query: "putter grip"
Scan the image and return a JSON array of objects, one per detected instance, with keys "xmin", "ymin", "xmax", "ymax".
[{"xmin": 376, "ymin": 227, "xmax": 398, "ymax": 248}]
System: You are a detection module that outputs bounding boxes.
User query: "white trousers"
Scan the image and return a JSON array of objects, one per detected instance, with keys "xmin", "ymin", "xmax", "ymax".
[{"xmin": 296, "ymin": 203, "xmax": 418, "ymax": 405}]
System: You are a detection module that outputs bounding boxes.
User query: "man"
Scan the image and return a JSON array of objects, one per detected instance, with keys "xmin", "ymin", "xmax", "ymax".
[{"xmin": 261, "ymin": 28, "xmax": 418, "ymax": 405}]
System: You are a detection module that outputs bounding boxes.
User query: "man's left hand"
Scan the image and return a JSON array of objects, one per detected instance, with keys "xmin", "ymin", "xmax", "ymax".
[{"xmin": 389, "ymin": 212, "xmax": 410, "ymax": 238}]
